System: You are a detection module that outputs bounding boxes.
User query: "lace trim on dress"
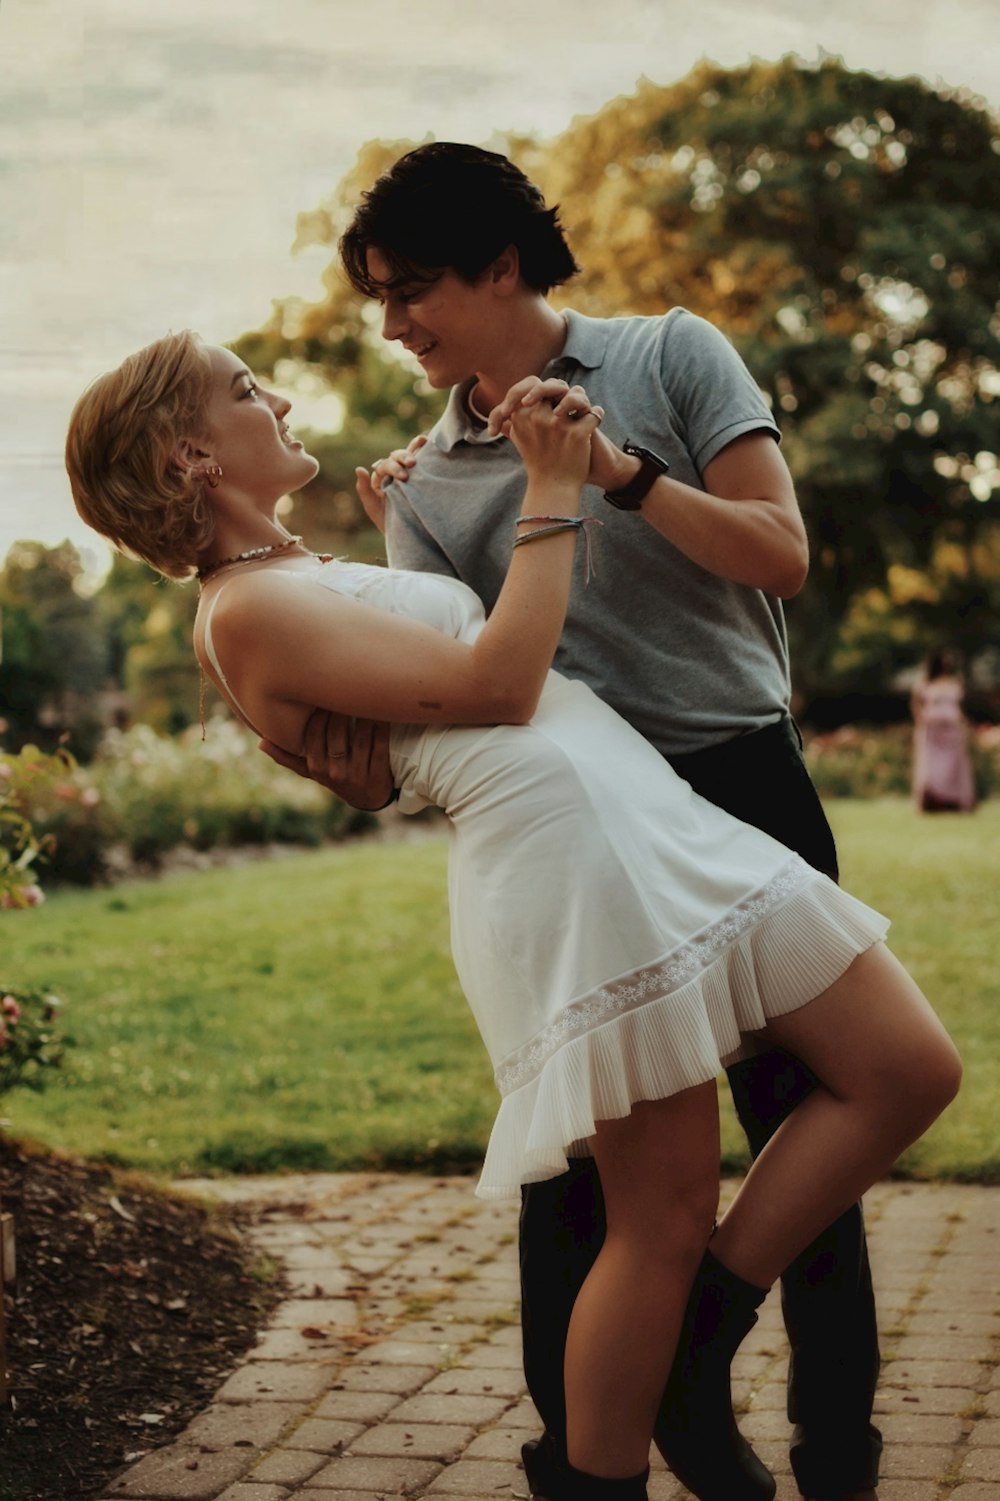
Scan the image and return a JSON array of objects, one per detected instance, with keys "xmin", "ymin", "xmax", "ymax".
[{"xmin": 493, "ymin": 855, "xmax": 811, "ymax": 1096}]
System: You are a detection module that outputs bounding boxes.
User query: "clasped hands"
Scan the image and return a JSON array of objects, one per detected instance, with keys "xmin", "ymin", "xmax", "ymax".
[{"xmin": 260, "ymin": 377, "xmax": 624, "ymax": 808}]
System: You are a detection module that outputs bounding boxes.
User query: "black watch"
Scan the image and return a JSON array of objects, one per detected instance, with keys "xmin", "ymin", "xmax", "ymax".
[{"xmin": 604, "ymin": 442, "xmax": 670, "ymax": 511}]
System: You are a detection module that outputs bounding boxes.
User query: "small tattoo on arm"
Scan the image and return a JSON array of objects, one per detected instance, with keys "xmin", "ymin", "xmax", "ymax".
[{"xmin": 418, "ymin": 700, "xmax": 442, "ymax": 710}]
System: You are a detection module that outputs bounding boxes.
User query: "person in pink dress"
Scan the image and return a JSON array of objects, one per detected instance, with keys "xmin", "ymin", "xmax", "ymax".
[{"xmin": 911, "ymin": 649, "xmax": 976, "ymax": 813}]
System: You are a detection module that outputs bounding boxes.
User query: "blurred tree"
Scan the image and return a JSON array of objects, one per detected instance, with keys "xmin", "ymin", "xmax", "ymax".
[
  {"xmin": 0, "ymin": 542, "xmax": 110, "ymax": 756},
  {"xmin": 231, "ymin": 60, "xmax": 999, "ymax": 701},
  {"xmin": 95, "ymin": 557, "xmax": 200, "ymax": 734},
  {"xmin": 533, "ymin": 58, "xmax": 1000, "ymax": 696},
  {"xmin": 231, "ymin": 138, "xmax": 445, "ymax": 555}
]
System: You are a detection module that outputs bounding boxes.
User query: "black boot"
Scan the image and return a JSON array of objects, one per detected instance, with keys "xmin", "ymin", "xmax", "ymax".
[
  {"xmin": 521, "ymin": 1438, "xmax": 648, "ymax": 1501},
  {"xmin": 562, "ymin": 1464, "xmax": 648, "ymax": 1501},
  {"xmin": 654, "ymin": 1249, "xmax": 776, "ymax": 1501},
  {"xmin": 522, "ymin": 1434, "xmax": 565, "ymax": 1500}
]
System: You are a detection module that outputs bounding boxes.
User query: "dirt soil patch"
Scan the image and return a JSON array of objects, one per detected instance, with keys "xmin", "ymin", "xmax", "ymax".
[{"xmin": 0, "ymin": 1137, "xmax": 283, "ymax": 1501}]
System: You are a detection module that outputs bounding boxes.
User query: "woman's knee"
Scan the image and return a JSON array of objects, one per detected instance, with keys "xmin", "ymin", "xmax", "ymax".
[
  {"xmin": 915, "ymin": 1030, "xmax": 962, "ymax": 1122},
  {"xmin": 603, "ymin": 1190, "xmax": 716, "ymax": 1281},
  {"xmin": 870, "ymin": 1024, "xmax": 962, "ymax": 1137}
]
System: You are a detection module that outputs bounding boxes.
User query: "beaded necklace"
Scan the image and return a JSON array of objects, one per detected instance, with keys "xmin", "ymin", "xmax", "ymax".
[{"xmin": 196, "ymin": 534, "xmax": 307, "ymax": 584}]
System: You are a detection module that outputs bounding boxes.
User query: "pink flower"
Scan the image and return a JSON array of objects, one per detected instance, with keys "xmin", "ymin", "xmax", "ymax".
[
  {"xmin": 21, "ymin": 884, "xmax": 45, "ymax": 907},
  {"xmin": 2, "ymin": 996, "xmax": 21, "ymax": 1023},
  {"xmin": 0, "ymin": 763, "xmax": 11, "ymax": 780},
  {"xmin": 80, "ymin": 787, "xmax": 101, "ymax": 807}
]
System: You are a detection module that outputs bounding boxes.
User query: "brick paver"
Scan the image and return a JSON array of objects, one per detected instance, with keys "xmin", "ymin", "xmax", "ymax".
[{"xmin": 95, "ymin": 1175, "xmax": 1000, "ymax": 1501}]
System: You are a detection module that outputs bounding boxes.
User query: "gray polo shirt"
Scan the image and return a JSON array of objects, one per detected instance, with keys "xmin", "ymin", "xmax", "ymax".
[{"xmin": 384, "ymin": 306, "xmax": 790, "ymax": 757}]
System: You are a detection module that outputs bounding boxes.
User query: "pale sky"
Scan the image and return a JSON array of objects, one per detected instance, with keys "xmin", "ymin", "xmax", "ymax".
[{"xmin": 1, "ymin": 0, "xmax": 998, "ymax": 573}]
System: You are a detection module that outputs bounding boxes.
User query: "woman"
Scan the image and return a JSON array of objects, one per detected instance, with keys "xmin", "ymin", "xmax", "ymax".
[
  {"xmin": 66, "ymin": 333, "xmax": 960, "ymax": 1501},
  {"xmin": 911, "ymin": 648, "xmax": 976, "ymax": 813}
]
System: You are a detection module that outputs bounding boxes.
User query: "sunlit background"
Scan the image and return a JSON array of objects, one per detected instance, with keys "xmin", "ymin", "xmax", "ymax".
[{"xmin": 2, "ymin": 0, "xmax": 999, "ymax": 574}]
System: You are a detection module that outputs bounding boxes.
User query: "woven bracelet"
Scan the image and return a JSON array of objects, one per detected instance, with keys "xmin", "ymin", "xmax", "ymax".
[{"xmin": 511, "ymin": 515, "xmax": 604, "ymax": 584}]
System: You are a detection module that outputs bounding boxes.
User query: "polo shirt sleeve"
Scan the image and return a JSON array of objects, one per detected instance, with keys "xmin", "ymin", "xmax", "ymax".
[{"xmin": 659, "ymin": 310, "xmax": 780, "ymax": 475}]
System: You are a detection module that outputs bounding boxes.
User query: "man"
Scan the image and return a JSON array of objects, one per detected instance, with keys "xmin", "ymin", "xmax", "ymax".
[{"xmin": 266, "ymin": 142, "xmax": 881, "ymax": 1501}]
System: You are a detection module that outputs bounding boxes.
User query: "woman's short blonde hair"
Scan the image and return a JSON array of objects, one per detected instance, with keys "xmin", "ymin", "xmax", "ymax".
[{"xmin": 65, "ymin": 331, "xmax": 216, "ymax": 581}]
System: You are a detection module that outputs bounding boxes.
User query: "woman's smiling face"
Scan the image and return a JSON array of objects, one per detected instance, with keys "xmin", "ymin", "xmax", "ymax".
[{"xmin": 200, "ymin": 345, "xmax": 319, "ymax": 500}]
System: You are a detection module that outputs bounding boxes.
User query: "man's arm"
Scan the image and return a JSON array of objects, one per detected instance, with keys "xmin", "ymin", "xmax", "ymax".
[
  {"xmin": 491, "ymin": 321, "xmax": 809, "ymax": 599},
  {"xmin": 260, "ymin": 712, "xmax": 396, "ymax": 811},
  {"xmin": 600, "ymin": 430, "xmax": 808, "ymax": 599}
]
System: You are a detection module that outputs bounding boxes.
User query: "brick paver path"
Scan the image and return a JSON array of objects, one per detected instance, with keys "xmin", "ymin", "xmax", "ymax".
[{"xmin": 98, "ymin": 1176, "xmax": 1000, "ymax": 1501}]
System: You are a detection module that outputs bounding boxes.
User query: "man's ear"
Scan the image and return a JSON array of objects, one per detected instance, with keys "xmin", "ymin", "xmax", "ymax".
[{"xmin": 489, "ymin": 244, "xmax": 521, "ymax": 294}]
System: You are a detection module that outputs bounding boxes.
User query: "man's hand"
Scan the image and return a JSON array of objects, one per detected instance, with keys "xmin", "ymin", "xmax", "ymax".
[
  {"xmin": 355, "ymin": 433, "xmax": 428, "ymax": 533},
  {"xmin": 586, "ymin": 427, "xmax": 639, "ymax": 494},
  {"xmin": 259, "ymin": 710, "xmax": 396, "ymax": 812},
  {"xmin": 487, "ymin": 377, "xmax": 619, "ymax": 489}
]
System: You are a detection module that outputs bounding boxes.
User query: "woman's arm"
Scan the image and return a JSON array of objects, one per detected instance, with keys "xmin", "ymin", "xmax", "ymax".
[{"xmin": 204, "ymin": 387, "xmax": 599, "ymax": 753}]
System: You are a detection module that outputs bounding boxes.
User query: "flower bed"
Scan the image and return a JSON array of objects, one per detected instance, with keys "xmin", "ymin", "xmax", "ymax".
[
  {"xmin": 802, "ymin": 721, "xmax": 1000, "ymax": 800},
  {"xmin": 4, "ymin": 721, "xmax": 375, "ymax": 887}
]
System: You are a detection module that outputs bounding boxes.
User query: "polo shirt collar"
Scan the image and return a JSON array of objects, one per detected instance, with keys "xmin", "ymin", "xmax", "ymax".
[{"xmin": 431, "ymin": 308, "xmax": 610, "ymax": 452}]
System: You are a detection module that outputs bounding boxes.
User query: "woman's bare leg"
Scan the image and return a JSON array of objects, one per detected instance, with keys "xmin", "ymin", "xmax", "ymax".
[
  {"xmin": 563, "ymin": 1082, "xmax": 720, "ymax": 1479},
  {"xmin": 712, "ymin": 943, "xmax": 961, "ymax": 1289}
]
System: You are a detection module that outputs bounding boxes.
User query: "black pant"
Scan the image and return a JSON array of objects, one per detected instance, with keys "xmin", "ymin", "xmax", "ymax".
[{"xmin": 519, "ymin": 717, "xmax": 882, "ymax": 1497}]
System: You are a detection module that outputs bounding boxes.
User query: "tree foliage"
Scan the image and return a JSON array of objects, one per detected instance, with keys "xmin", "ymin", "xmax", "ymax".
[
  {"xmin": 0, "ymin": 546, "xmax": 201, "ymax": 751},
  {"xmin": 12, "ymin": 61, "xmax": 993, "ymax": 746},
  {"xmin": 235, "ymin": 58, "xmax": 999, "ymax": 702},
  {"xmin": 230, "ymin": 138, "xmax": 445, "ymax": 554},
  {"xmin": 0, "ymin": 542, "xmax": 110, "ymax": 755},
  {"xmin": 96, "ymin": 556, "xmax": 200, "ymax": 735},
  {"xmin": 533, "ymin": 58, "xmax": 1000, "ymax": 694}
]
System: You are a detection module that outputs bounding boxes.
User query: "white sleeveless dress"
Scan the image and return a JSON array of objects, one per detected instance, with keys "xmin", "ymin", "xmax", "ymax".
[{"xmin": 203, "ymin": 558, "xmax": 890, "ymax": 1200}]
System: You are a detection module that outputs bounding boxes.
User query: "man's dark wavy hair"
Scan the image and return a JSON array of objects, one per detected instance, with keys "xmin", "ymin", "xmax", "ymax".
[{"xmin": 340, "ymin": 142, "xmax": 579, "ymax": 298}]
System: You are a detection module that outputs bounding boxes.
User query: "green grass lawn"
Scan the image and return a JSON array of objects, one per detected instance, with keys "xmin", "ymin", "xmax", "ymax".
[{"xmin": 3, "ymin": 800, "xmax": 997, "ymax": 1183}]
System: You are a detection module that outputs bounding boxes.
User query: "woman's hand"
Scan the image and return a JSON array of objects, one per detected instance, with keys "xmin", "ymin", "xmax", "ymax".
[
  {"xmin": 490, "ymin": 376, "xmax": 616, "ymax": 491},
  {"xmin": 491, "ymin": 378, "xmax": 603, "ymax": 489},
  {"xmin": 355, "ymin": 433, "xmax": 428, "ymax": 533}
]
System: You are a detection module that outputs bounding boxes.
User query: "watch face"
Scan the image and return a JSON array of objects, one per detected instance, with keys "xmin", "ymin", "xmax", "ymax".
[
  {"xmin": 605, "ymin": 445, "xmax": 669, "ymax": 510},
  {"xmin": 625, "ymin": 444, "xmax": 667, "ymax": 471}
]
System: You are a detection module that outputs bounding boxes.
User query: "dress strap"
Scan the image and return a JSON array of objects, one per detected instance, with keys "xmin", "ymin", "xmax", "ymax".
[{"xmin": 200, "ymin": 584, "xmax": 265, "ymax": 736}]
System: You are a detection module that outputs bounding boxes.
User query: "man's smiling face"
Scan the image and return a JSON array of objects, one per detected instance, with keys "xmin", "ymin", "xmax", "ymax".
[{"xmin": 367, "ymin": 248, "xmax": 507, "ymax": 389}]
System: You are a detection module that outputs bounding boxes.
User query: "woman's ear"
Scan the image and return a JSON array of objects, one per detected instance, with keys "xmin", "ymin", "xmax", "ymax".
[{"xmin": 172, "ymin": 437, "xmax": 212, "ymax": 473}]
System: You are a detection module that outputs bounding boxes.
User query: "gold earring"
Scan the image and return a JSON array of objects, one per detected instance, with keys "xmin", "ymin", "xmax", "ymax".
[{"xmin": 191, "ymin": 463, "xmax": 223, "ymax": 488}]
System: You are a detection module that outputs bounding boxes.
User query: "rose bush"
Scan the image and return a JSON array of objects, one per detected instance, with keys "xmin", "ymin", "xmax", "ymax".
[
  {"xmin": 1, "ymin": 737, "xmax": 74, "ymax": 1109},
  {"xmin": 0, "ymin": 741, "xmax": 90, "ymax": 906},
  {"xmin": 0, "ymin": 988, "xmax": 69, "ymax": 1102}
]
